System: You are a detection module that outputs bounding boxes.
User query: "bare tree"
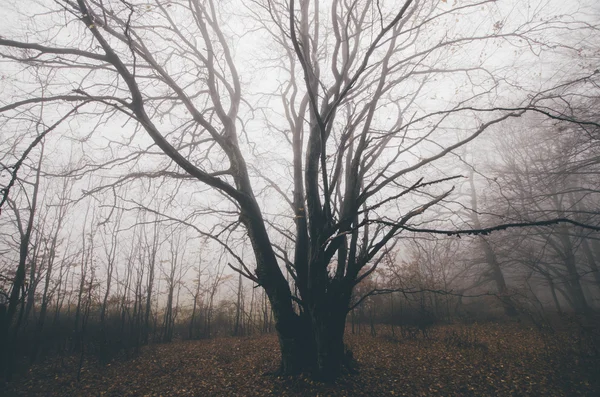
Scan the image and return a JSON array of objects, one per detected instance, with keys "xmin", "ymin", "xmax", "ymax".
[
  {"xmin": 467, "ymin": 169, "xmax": 518, "ymax": 316},
  {"xmin": 0, "ymin": 137, "xmax": 44, "ymax": 378},
  {"xmin": 468, "ymin": 110, "xmax": 600, "ymax": 314},
  {"xmin": 188, "ymin": 254, "xmax": 205, "ymax": 340},
  {"xmin": 31, "ymin": 174, "xmax": 74, "ymax": 362},
  {"xmin": 1, "ymin": 0, "xmax": 598, "ymax": 379}
]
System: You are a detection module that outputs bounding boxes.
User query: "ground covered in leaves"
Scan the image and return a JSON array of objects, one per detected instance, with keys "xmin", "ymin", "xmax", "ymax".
[{"xmin": 5, "ymin": 323, "xmax": 600, "ymax": 396}]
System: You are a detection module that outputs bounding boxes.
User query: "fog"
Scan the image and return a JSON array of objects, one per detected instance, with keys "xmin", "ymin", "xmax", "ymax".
[{"xmin": 0, "ymin": 0, "xmax": 599, "ymax": 391}]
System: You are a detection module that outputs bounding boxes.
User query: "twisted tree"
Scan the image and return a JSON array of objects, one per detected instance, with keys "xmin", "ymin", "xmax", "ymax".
[{"xmin": 1, "ymin": 0, "xmax": 598, "ymax": 379}]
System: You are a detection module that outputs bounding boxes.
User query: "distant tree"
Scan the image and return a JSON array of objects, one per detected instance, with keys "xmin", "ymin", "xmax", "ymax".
[
  {"xmin": 487, "ymin": 114, "xmax": 600, "ymax": 314},
  {"xmin": 0, "ymin": 137, "xmax": 44, "ymax": 378}
]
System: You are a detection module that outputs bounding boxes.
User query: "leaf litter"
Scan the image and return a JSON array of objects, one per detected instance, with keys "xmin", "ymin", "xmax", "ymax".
[{"xmin": 5, "ymin": 323, "xmax": 600, "ymax": 396}]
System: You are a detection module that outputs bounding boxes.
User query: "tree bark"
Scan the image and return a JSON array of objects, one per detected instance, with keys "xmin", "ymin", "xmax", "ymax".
[
  {"xmin": 276, "ymin": 307, "xmax": 350, "ymax": 380},
  {"xmin": 468, "ymin": 171, "xmax": 517, "ymax": 317}
]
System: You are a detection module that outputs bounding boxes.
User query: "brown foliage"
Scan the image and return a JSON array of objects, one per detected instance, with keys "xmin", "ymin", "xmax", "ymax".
[{"xmin": 5, "ymin": 323, "xmax": 599, "ymax": 396}]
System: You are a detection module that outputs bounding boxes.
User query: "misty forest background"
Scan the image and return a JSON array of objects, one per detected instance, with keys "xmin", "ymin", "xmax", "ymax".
[{"xmin": 0, "ymin": 0, "xmax": 600, "ymax": 394}]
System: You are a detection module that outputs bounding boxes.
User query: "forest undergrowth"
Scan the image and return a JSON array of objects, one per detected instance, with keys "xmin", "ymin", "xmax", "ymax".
[{"xmin": 4, "ymin": 322, "xmax": 599, "ymax": 396}]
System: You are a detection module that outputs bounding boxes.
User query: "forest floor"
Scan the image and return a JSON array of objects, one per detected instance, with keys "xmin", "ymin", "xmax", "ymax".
[{"xmin": 4, "ymin": 322, "xmax": 600, "ymax": 396}]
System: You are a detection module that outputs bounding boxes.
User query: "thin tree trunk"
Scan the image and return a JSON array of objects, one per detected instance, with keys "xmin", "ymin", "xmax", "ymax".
[
  {"xmin": 189, "ymin": 260, "xmax": 201, "ymax": 339},
  {"xmin": 547, "ymin": 276, "xmax": 562, "ymax": 314},
  {"xmin": 2, "ymin": 146, "xmax": 43, "ymax": 380},
  {"xmin": 390, "ymin": 293, "xmax": 395, "ymax": 337},
  {"xmin": 234, "ymin": 273, "xmax": 242, "ymax": 336},
  {"xmin": 143, "ymin": 220, "xmax": 159, "ymax": 345}
]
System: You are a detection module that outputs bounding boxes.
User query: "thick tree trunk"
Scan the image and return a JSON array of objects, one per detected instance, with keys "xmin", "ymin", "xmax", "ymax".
[
  {"xmin": 274, "ymin": 298, "xmax": 352, "ymax": 380},
  {"xmin": 277, "ymin": 317, "xmax": 314, "ymax": 375},
  {"xmin": 313, "ymin": 310, "xmax": 348, "ymax": 379},
  {"xmin": 277, "ymin": 315, "xmax": 348, "ymax": 379}
]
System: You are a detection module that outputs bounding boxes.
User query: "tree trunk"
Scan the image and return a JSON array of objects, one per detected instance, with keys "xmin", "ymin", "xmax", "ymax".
[
  {"xmin": 313, "ymin": 309, "xmax": 348, "ymax": 379},
  {"xmin": 547, "ymin": 276, "xmax": 562, "ymax": 314},
  {"xmin": 189, "ymin": 268, "xmax": 201, "ymax": 339},
  {"xmin": 468, "ymin": 171, "xmax": 517, "ymax": 317},
  {"xmin": 234, "ymin": 273, "xmax": 243, "ymax": 336},
  {"xmin": 582, "ymin": 238, "xmax": 600, "ymax": 290},
  {"xmin": 277, "ymin": 314, "xmax": 314, "ymax": 375},
  {"xmin": 143, "ymin": 227, "xmax": 158, "ymax": 345},
  {"xmin": 24, "ymin": 248, "xmax": 38, "ymax": 324},
  {"xmin": 273, "ymin": 296, "xmax": 352, "ymax": 380},
  {"xmin": 276, "ymin": 315, "xmax": 345, "ymax": 379},
  {"xmin": 2, "ymin": 148, "xmax": 43, "ymax": 380},
  {"xmin": 558, "ymin": 224, "xmax": 590, "ymax": 314}
]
